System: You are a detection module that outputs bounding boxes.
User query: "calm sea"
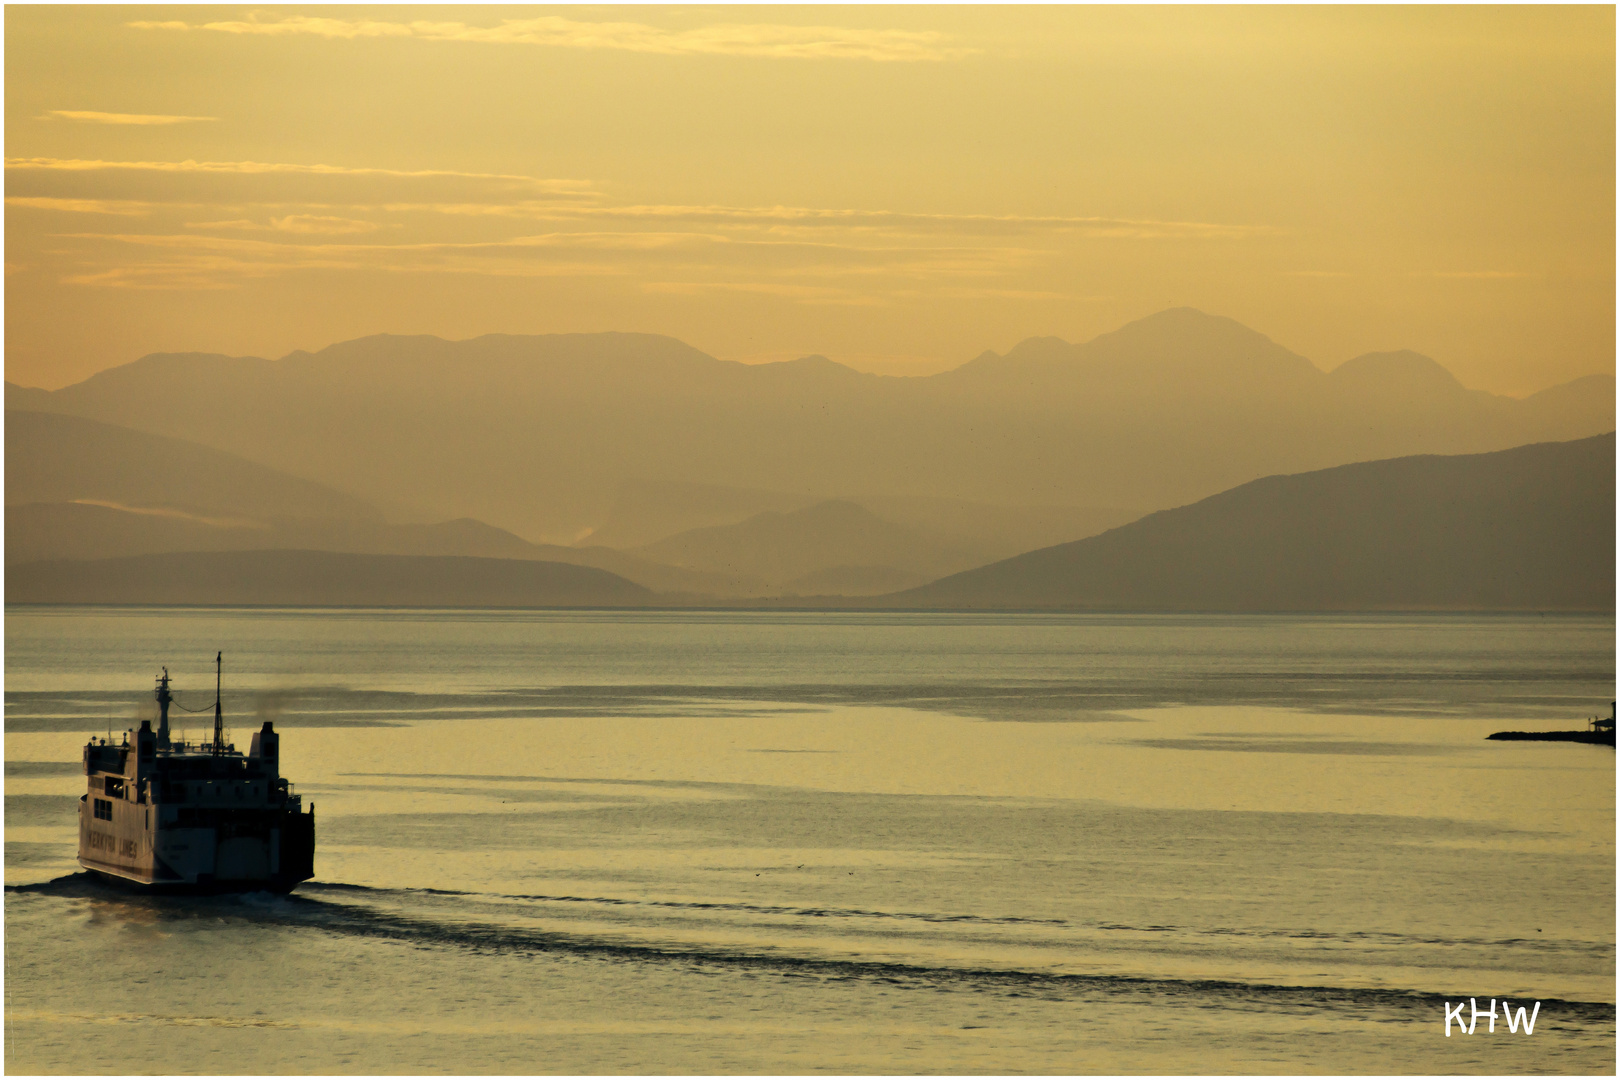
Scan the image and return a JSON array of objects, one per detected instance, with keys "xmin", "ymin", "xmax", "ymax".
[{"xmin": 5, "ymin": 607, "xmax": 1614, "ymax": 1073}]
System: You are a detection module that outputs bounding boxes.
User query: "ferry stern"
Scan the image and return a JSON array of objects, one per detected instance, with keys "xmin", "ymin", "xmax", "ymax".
[{"xmin": 78, "ymin": 656, "xmax": 315, "ymax": 893}]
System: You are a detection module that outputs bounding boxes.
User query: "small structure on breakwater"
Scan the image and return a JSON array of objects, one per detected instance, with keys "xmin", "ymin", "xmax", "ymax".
[{"xmin": 1487, "ymin": 702, "xmax": 1615, "ymax": 746}]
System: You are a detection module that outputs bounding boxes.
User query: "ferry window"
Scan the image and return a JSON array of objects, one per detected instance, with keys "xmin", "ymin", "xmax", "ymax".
[{"xmin": 93, "ymin": 798, "xmax": 112, "ymax": 821}]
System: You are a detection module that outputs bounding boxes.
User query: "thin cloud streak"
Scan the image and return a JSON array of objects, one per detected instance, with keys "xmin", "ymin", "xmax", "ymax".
[
  {"xmin": 390, "ymin": 201, "xmax": 1271, "ymax": 239},
  {"xmin": 6, "ymin": 196, "xmax": 153, "ymax": 216},
  {"xmin": 560, "ymin": 205, "xmax": 1271, "ymax": 238},
  {"xmin": 642, "ymin": 281, "xmax": 887, "ymax": 306},
  {"xmin": 52, "ymin": 230, "xmax": 632, "ymax": 289},
  {"xmin": 1429, "ymin": 270, "xmax": 1529, "ymax": 279},
  {"xmin": 56, "ymin": 229, "xmax": 1030, "ymax": 264},
  {"xmin": 16, "ymin": 156, "xmax": 1273, "ymax": 296},
  {"xmin": 185, "ymin": 215, "xmax": 383, "ymax": 235},
  {"xmin": 43, "ymin": 110, "xmax": 217, "ymax": 125},
  {"xmin": 5, "ymin": 157, "xmax": 588, "ymax": 191},
  {"xmin": 6, "ymin": 160, "xmax": 1268, "ymax": 241},
  {"xmin": 894, "ymin": 287, "xmax": 1080, "ymax": 301},
  {"xmin": 130, "ymin": 15, "xmax": 974, "ymax": 62},
  {"xmin": 48, "ymin": 226, "xmax": 1038, "ymax": 290}
]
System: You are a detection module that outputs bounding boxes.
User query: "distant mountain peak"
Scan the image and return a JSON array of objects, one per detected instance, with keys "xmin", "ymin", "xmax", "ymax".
[
  {"xmin": 291, "ymin": 330, "xmax": 721, "ymax": 372},
  {"xmin": 1120, "ymin": 305, "xmax": 1224, "ymax": 327},
  {"xmin": 750, "ymin": 354, "xmax": 867, "ymax": 378},
  {"xmin": 317, "ymin": 331, "xmax": 445, "ymax": 349},
  {"xmin": 967, "ymin": 308, "xmax": 1316, "ymax": 384},
  {"xmin": 1329, "ymin": 350, "xmax": 1467, "ymax": 393},
  {"xmin": 1093, "ymin": 307, "xmax": 1287, "ymax": 352},
  {"xmin": 785, "ymin": 498, "xmax": 881, "ymax": 522}
]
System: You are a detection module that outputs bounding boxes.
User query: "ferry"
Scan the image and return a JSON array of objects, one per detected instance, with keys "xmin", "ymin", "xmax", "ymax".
[{"xmin": 78, "ymin": 654, "xmax": 316, "ymax": 892}]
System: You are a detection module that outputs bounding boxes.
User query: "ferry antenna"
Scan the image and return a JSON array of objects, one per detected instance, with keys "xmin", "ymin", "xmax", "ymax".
[{"xmin": 212, "ymin": 651, "xmax": 224, "ymax": 755}]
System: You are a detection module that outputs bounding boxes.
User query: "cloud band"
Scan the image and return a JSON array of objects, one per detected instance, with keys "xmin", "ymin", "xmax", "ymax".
[{"xmin": 129, "ymin": 14, "xmax": 974, "ymax": 62}]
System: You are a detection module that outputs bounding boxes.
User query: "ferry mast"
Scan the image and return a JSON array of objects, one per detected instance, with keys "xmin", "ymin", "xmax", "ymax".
[
  {"xmin": 212, "ymin": 650, "xmax": 225, "ymax": 755},
  {"xmin": 155, "ymin": 667, "xmax": 173, "ymax": 750}
]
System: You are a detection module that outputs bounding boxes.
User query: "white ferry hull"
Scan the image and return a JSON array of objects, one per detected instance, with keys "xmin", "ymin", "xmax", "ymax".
[{"xmin": 79, "ymin": 793, "xmax": 315, "ymax": 892}]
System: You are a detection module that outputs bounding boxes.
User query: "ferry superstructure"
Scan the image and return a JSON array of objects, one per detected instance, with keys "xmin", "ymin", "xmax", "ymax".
[{"xmin": 78, "ymin": 654, "xmax": 316, "ymax": 892}]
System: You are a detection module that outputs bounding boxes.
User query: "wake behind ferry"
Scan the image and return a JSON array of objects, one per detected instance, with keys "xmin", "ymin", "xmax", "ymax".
[{"xmin": 78, "ymin": 653, "xmax": 315, "ymax": 892}]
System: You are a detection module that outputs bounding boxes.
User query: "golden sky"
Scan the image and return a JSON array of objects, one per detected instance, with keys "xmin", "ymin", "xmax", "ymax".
[{"xmin": 5, "ymin": 5, "xmax": 1614, "ymax": 393}]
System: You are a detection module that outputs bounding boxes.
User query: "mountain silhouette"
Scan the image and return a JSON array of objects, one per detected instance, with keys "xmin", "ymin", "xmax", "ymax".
[
  {"xmin": 631, "ymin": 499, "xmax": 987, "ymax": 592},
  {"xmin": 895, "ymin": 433, "xmax": 1615, "ymax": 611},
  {"xmin": 584, "ymin": 479, "xmax": 1142, "ymax": 567},
  {"xmin": 7, "ymin": 310, "xmax": 1611, "ymax": 547},
  {"xmin": 582, "ymin": 479, "xmax": 816, "ymax": 549},
  {"xmin": 1327, "ymin": 350, "xmax": 1474, "ymax": 399},
  {"xmin": 781, "ymin": 564, "xmax": 932, "ymax": 597},
  {"xmin": 943, "ymin": 308, "xmax": 1323, "ymax": 399},
  {"xmin": 0, "ymin": 500, "xmax": 744, "ymax": 596},
  {"xmin": 6, "ymin": 409, "xmax": 380, "ymax": 523},
  {"xmin": 3, "ymin": 410, "xmax": 754, "ymax": 595},
  {"xmin": 6, "ymin": 550, "xmax": 654, "ymax": 608}
]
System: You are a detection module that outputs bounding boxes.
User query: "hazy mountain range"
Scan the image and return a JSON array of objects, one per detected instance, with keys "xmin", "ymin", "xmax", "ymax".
[
  {"xmin": 10, "ymin": 434, "xmax": 1610, "ymax": 611},
  {"xmin": 9, "ymin": 308, "xmax": 1610, "ymax": 547},
  {"xmin": 6, "ymin": 409, "xmax": 379, "ymax": 524},
  {"xmin": 632, "ymin": 500, "xmax": 985, "ymax": 592},
  {"xmin": 899, "ymin": 433, "xmax": 1615, "ymax": 611},
  {"xmin": 6, "ymin": 409, "xmax": 1031, "ymax": 597},
  {"xmin": 7, "ymin": 550, "xmax": 653, "ymax": 608},
  {"xmin": 580, "ymin": 478, "xmax": 1134, "ymax": 562},
  {"xmin": 6, "ymin": 308, "xmax": 1612, "ymax": 609},
  {"xmin": 6, "ymin": 411, "xmax": 747, "ymax": 596}
]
